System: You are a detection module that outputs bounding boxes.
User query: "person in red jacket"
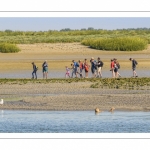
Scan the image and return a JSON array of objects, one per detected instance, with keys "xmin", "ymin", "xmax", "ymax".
[{"xmin": 110, "ymin": 59, "xmax": 115, "ymax": 78}]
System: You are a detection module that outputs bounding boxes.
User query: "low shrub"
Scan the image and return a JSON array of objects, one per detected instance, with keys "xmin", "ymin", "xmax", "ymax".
[{"xmin": 0, "ymin": 43, "xmax": 21, "ymax": 53}]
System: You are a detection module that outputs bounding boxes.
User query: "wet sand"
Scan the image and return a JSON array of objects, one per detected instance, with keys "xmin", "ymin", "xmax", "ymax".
[{"xmin": 0, "ymin": 82, "xmax": 150, "ymax": 111}]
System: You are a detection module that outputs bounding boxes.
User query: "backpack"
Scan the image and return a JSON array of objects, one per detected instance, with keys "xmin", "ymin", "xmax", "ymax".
[
  {"xmin": 135, "ymin": 60, "xmax": 138, "ymax": 65},
  {"xmin": 117, "ymin": 63, "xmax": 120, "ymax": 69},
  {"xmin": 101, "ymin": 61, "xmax": 104, "ymax": 67},
  {"xmin": 75, "ymin": 62, "xmax": 79, "ymax": 67},
  {"xmin": 36, "ymin": 66, "xmax": 38, "ymax": 70},
  {"xmin": 84, "ymin": 64, "xmax": 89, "ymax": 71}
]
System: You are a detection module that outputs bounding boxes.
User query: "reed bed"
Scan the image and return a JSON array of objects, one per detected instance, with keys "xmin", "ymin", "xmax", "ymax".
[
  {"xmin": 81, "ymin": 37, "xmax": 148, "ymax": 51},
  {"xmin": 0, "ymin": 43, "xmax": 21, "ymax": 53}
]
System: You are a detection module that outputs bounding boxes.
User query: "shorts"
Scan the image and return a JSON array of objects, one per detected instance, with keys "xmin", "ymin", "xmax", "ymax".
[
  {"xmin": 114, "ymin": 68, "xmax": 118, "ymax": 73},
  {"xmin": 91, "ymin": 67, "xmax": 96, "ymax": 74},
  {"xmin": 97, "ymin": 67, "xmax": 101, "ymax": 73},
  {"xmin": 132, "ymin": 67, "xmax": 136, "ymax": 71},
  {"xmin": 43, "ymin": 67, "xmax": 48, "ymax": 73},
  {"xmin": 66, "ymin": 72, "xmax": 70, "ymax": 75}
]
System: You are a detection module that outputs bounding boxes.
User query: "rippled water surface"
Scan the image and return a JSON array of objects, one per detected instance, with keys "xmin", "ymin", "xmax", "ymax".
[{"xmin": 0, "ymin": 110, "xmax": 150, "ymax": 133}]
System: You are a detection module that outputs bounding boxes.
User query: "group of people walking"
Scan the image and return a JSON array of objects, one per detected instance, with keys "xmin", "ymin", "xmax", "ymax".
[
  {"xmin": 31, "ymin": 57, "xmax": 138, "ymax": 79},
  {"xmin": 65, "ymin": 57, "xmax": 104, "ymax": 78},
  {"xmin": 65, "ymin": 57, "xmax": 138, "ymax": 78}
]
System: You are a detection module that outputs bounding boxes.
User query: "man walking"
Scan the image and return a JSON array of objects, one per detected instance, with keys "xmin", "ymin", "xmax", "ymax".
[
  {"xmin": 97, "ymin": 57, "xmax": 103, "ymax": 78},
  {"xmin": 32, "ymin": 62, "xmax": 38, "ymax": 79},
  {"xmin": 72, "ymin": 60, "xmax": 79, "ymax": 78},
  {"xmin": 90, "ymin": 57, "xmax": 97, "ymax": 78},
  {"xmin": 129, "ymin": 58, "xmax": 138, "ymax": 77}
]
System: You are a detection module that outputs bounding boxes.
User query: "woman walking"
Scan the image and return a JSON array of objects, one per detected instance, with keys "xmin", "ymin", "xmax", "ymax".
[
  {"xmin": 42, "ymin": 60, "xmax": 48, "ymax": 79},
  {"xmin": 110, "ymin": 59, "xmax": 115, "ymax": 78},
  {"xmin": 114, "ymin": 60, "xmax": 119, "ymax": 78},
  {"xmin": 114, "ymin": 58, "xmax": 121, "ymax": 77},
  {"xmin": 84, "ymin": 59, "xmax": 90, "ymax": 78}
]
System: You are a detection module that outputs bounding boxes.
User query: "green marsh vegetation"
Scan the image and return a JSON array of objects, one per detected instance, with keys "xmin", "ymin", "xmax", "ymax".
[
  {"xmin": 0, "ymin": 43, "xmax": 21, "ymax": 53},
  {"xmin": 81, "ymin": 37, "xmax": 148, "ymax": 51},
  {"xmin": 0, "ymin": 78, "xmax": 150, "ymax": 90},
  {"xmin": 1, "ymin": 28, "xmax": 150, "ymax": 45},
  {"xmin": 1, "ymin": 28, "xmax": 150, "ymax": 52}
]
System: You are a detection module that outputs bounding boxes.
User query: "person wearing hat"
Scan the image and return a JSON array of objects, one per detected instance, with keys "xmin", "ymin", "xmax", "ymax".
[
  {"xmin": 31, "ymin": 62, "xmax": 38, "ymax": 79},
  {"xmin": 90, "ymin": 57, "xmax": 97, "ymax": 78}
]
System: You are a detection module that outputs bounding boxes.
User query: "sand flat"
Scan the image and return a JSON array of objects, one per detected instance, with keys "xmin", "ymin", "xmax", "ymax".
[{"xmin": 0, "ymin": 82, "xmax": 150, "ymax": 111}]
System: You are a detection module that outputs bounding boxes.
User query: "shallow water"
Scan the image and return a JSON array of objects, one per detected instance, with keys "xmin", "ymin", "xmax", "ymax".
[
  {"xmin": 0, "ymin": 110, "xmax": 150, "ymax": 133},
  {"xmin": 0, "ymin": 69, "xmax": 150, "ymax": 78}
]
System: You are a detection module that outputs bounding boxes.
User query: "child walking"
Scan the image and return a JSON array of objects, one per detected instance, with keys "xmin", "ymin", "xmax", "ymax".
[{"xmin": 65, "ymin": 66, "xmax": 70, "ymax": 78}]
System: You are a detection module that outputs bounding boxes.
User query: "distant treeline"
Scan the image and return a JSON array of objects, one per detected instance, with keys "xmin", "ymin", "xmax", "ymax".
[{"xmin": 1, "ymin": 28, "xmax": 150, "ymax": 36}]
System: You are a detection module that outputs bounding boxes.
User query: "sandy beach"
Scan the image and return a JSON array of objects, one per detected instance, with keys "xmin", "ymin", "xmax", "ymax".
[
  {"xmin": 0, "ymin": 81, "xmax": 150, "ymax": 111},
  {"xmin": 0, "ymin": 43, "xmax": 150, "ymax": 111}
]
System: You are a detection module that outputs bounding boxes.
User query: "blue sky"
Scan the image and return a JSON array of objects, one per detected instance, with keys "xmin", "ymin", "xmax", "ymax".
[{"xmin": 0, "ymin": 17, "xmax": 150, "ymax": 31}]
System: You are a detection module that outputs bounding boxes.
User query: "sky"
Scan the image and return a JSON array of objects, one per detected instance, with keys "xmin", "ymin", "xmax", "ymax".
[{"xmin": 0, "ymin": 17, "xmax": 150, "ymax": 31}]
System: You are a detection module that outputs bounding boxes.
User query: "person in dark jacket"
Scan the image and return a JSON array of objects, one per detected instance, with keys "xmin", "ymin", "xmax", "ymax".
[
  {"xmin": 97, "ymin": 57, "xmax": 103, "ymax": 78},
  {"xmin": 90, "ymin": 57, "xmax": 97, "ymax": 78},
  {"xmin": 129, "ymin": 58, "xmax": 138, "ymax": 77},
  {"xmin": 32, "ymin": 62, "xmax": 38, "ymax": 79}
]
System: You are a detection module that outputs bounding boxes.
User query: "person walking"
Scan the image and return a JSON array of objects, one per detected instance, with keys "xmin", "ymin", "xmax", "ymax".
[
  {"xmin": 114, "ymin": 58, "xmax": 121, "ymax": 77},
  {"xmin": 78, "ymin": 60, "xmax": 84, "ymax": 78},
  {"xmin": 65, "ymin": 66, "xmax": 70, "ymax": 78},
  {"xmin": 129, "ymin": 58, "xmax": 138, "ymax": 77},
  {"xmin": 31, "ymin": 62, "xmax": 38, "ymax": 79},
  {"xmin": 97, "ymin": 57, "xmax": 103, "ymax": 78},
  {"xmin": 42, "ymin": 60, "xmax": 48, "ymax": 79},
  {"xmin": 84, "ymin": 59, "xmax": 90, "ymax": 78},
  {"xmin": 72, "ymin": 60, "xmax": 79, "ymax": 78},
  {"xmin": 114, "ymin": 60, "xmax": 119, "ymax": 78},
  {"xmin": 71, "ymin": 64, "xmax": 75, "ymax": 78},
  {"xmin": 110, "ymin": 59, "xmax": 115, "ymax": 78},
  {"xmin": 90, "ymin": 57, "xmax": 97, "ymax": 78}
]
